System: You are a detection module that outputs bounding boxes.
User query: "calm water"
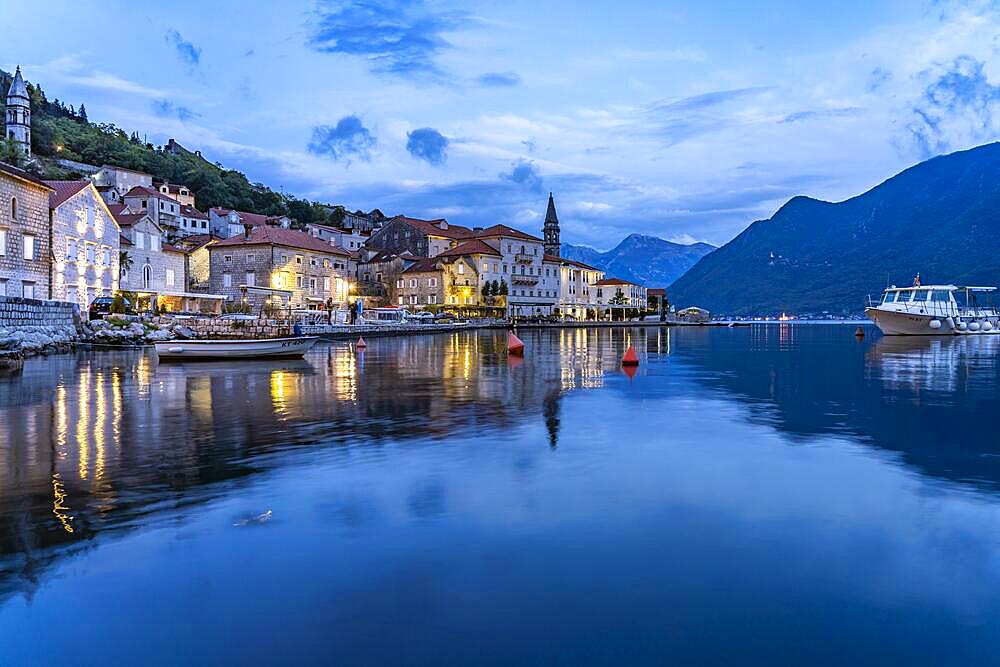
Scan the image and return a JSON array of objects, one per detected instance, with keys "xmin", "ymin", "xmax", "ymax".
[{"xmin": 2, "ymin": 325, "xmax": 1000, "ymax": 664}]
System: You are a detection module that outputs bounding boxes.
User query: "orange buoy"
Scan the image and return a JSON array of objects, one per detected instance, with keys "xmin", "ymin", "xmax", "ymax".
[
  {"xmin": 622, "ymin": 363, "xmax": 638, "ymax": 380},
  {"xmin": 622, "ymin": 345, "xmax": 639, "ymax": 366},
  {"xmin": 854, "ymin": 326, "xmax": 865, "ymax": 338},
  {"xmin": 508, "ymin": 331, "xmax": 525, "ymax": 356},
  {"xmin": 357, "ymin": 336, "xmax": 367, "ymax": 348}
]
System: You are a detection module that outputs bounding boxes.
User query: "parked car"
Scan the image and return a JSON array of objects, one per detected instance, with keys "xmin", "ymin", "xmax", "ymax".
[
  {"xmin": 88, "ymin": 295, "xmax": 135, "ymax": 320},
  {"xmin": 407, "ymin": 311, "xmax": 436, "ymax": 322}
]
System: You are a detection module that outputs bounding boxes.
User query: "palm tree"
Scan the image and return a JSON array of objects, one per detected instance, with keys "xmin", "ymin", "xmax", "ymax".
[{"xmin": 118, "ymin": 250, "xmax": 133, "ymax": 280}]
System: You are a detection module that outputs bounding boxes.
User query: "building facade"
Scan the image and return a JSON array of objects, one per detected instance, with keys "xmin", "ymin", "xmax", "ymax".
[
  {"xmin": 367, "ymin": 216, "xmax": 473, "ymax": 257},
  {"xmin": 208, "ymin": 227, "xmax": 353, "ymax": 310},
  {"xmin": 156, "ymin": 182, "xmax": 195, "ymax": 206},
  {"xmin": 46, "ymin": 180, "xmax": 120, "ymax": 305},
  {"xmin": 209, "ymin": 208, "xmax": 292, "ymax": 239},
  {"xmin": 473, "ymin": 225, "xmax": 560, "ymax": 316},
  {"xmin": 92, "ymin": 165, "xmax": 153, "ymax": 201},
  {"xmin": 5, "ymin": 67, "xmax": 31, "ymax": 157},
  {"xmin": 553, "ymin": 256, "xmax": 605, "ymax": 319},
  {"xmin": 594, "ymin": 278, "xmax": 647, "ymax": 314},
  {"xmin": 178, "ymin": 204, "xmax": 210, "ymax": 236},
  {"xmin": 114, "ymin": 211, "xmax": 186, "ymax": 296},
  {"xmin": 0, "ymin": 163, "xmax": 52, "ymax": 299},
  {"xmin": 122, "ymin": 186, "xmax": 181, "ymax": 237}
]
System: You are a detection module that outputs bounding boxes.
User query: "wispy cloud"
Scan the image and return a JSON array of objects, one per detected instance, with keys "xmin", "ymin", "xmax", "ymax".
[
  {"xmin": 151, "ymin": 99, "xmax": 200, "ymax": 122},
  {"xmin": 39, "ymin": 55, "xmax": 169, "ymax": 98},
  {"xmin": 780, "ymin": 107, "xmax": 862, "ymax": 124},
  {"xmin": 478, "ymin": 71, "xmax": 521, "ymax": 87},
  {"xmin": 308, "ymin": 0, "xmax": 475, "ymax": 78},
  {"xmin": 307, "ymin": 115, "xmax": 376, "ymax": 163},
  {"xmin": 639, "ymin": 87, "xmax": 774, "ymax": 145},
  {"xmin": 406, "ymin": 127, "xmax": 449, "ymax": 165},
  {"xmin": 165, "ymin": 29, "xmax": 202, "ymax": 69}
]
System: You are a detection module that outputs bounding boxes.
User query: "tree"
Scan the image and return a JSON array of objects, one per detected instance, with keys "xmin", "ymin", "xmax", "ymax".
[
  {"xmin": 490, "ymin": 279, "xmax": 499, "ymax": 296},
  {"xmin": 481, "ymin": 282, "xmax": 491, "ymax": 300},
  {"xmin": 498, "ymin": 279, "xmax": 508, "ymax": 296},
  {"xmin": 119, "ymin": 251, "xmax": 133, "ymax": 279},
  {"xmin": 0, "ymin": 138, "xmax": 23, "ymax": 167},
  {"xmin": 78, "ymin": 104, "xmax": 88, "ymax": 123}
]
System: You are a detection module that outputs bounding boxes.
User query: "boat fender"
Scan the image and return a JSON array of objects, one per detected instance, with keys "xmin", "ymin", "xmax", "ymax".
[
  {"xmin": 983, "ymin": 321, "xmax": 994, "ymax": 332},
  {"xmin": 945, "ymin": 316, "xmax": 956, "ymax": 329},
  {"xmin": 958, "ymin": 321, "xmax": 968, "ymax": 330},
  {"xmin": 968, "ymin": 321, "xmax": 981, "ymax": 332},
  {"xmin": 167, "ymin": 346, "xmax": 183, "ymax": 353},
  {"xmin": 929, "ymin": 319, "xmax": 942, "ymax": 329}
]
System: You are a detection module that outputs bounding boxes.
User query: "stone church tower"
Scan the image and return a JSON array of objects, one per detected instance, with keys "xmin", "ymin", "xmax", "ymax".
[
  {"xmin": 5, "ymin": 67, "xmax": 31, "ymax": 158},
  {"xmin": 543, "ymin": 192, "xmax": 560, "ymax": 257}
]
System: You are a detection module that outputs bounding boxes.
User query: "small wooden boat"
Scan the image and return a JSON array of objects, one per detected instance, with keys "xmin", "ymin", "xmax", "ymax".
[{"xmin": 154, "ymin": 336, "xmax": 319, "ymax": 361}]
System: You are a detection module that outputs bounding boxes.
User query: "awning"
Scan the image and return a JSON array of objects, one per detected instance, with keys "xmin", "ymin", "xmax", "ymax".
[
  {"xmin": 159, "ymin": 290, "xmax": 228, "ymax": 300},
  {"xmin": 239, "ymin": 285, "xmax": 293, "ymax": 296}
]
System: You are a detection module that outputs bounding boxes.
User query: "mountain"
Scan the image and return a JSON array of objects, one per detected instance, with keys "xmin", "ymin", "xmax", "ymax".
[
  {"xmin": 668, "ymin": 143, "xmax": 1000, "ymax": 316},
  {"xmin": 561, "ymin": 234, "xmax": 715, "ymax": 287}
]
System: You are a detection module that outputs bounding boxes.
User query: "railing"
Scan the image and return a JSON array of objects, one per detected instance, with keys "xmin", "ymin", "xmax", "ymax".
[
  {"xmin": 511, "ymin": 275, "xmax": 539, "ymax": 285},
  {"xmin": 514, "ymin": 253, "xmax": 534, "ymax": 263}
]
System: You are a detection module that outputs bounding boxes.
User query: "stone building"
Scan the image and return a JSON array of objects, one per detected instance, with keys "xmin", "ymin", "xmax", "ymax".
[
  {"xmin": 208, "ymin": 226, "xmax": 353, "ymax": 310},
  {"xmin": 156, "ymin": 181, "xmax": 195, "ymax": 206},
  {"xmin": 46, "ymin": 180, "xmax": 121, "ymax": 305},
  {"xmin": 178, "ymin": 204, "xmax": 210, "ymax": 237},
  {"xmin": 92, "ymin": 165, "xmax": 153, "ymax": 204},
  {"xmin": 473, "ymin": 225, "xmax": 561, "ymax": 317},
  {"xmin": 113, "ymin": 210, "xmax": 186, "ymax": 296},
  {"xmin": 171, "ymin": 233, "xmax": 219, "ymax": 290},
  {"xmin": 367, "ymin": 215, "xmax": 473, "ymax": 257},
  {"xmin": 209, "ymin": 207, "xmax": 292, "ymax": 239},
  {"xmin": 5, "ymin": 67, "xmax": 31, "ymax": 157},
  {"xmin": 397, "ymin": 257, "xmax": 447, "ymax": 307},
  {"xmin": 552, "ymin": 256, "xmax": 605, "ymax": 319},
  {"xmin": 0, "ymin": 162, "xmax": 52, "ymax": 299},
  {"xmin": 305, "ymin": 221, "xmax": 370, "ymax": 252},
  {"xmin": 122, "ymin": 185, "xmax": 181, "ymax": 238}
]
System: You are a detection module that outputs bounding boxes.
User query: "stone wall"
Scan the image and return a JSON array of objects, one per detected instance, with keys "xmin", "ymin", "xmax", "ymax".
[
  {"xmin": 0, "ymin": 295, "xmax": 79, "ymax": 328},
  {"xmin": 0, "ymin": 169, "xmax": 52, "ymax": 298}
]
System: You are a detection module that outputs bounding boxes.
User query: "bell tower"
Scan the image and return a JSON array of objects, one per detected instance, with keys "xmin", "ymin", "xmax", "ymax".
[
  {"xmin": 543, "ymin": 192, "xmax": 560, "ymax": 257},
  {"xmin": 5, "ymin": 66, "xmax": 31, "ymax": 158}
]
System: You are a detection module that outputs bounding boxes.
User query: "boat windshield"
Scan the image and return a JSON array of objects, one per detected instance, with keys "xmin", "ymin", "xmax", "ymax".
[
  {"xmin": 883, "ymin": 291, "xmax": 897, "ymax": 303},
  {"xmin": 930, "ymin": 290, "xmax": 952, "ymax": 302},
  {"xmin": 897, "ymin": 290, "xmax": 914, "ymax": 302}
]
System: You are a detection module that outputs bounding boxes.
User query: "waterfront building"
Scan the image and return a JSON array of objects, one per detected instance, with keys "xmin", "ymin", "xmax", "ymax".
[
  {"xmin": 209, "ymin": 207, "xmax": 292, "ymax": 239},
  {"xmin": 46, "ymin": 180, "xmax": 120, "ymax": 305},
  {"xmin": 473, "ymin": 225, "xmax": 561, "ymax": 317},
  {"xmin": 5, "ymin": 67, "xmax": 31, "ymax": 158},
  {"xmin": 593, "ymin": 277, "xmax": 647, "ymax": 316},
  {"xmin": 122, "ymin": 185, "xmax": 181, "ymax": 238},
  {"xmin": 0, "ymin": 162, "xmax": 52, "ymax": 298},
  {"xmin": 208, "ymin": 226, "xmax": 353, "ymax": 310},
  {"xmin": 113, "ymin": 209, "xmax": 186, "ymax": 296},
  {"xmin": 171, "ymin": 233, "xmax": 220, "ymax": 291},
  {"xmin": 396, "ymin": 239, "xmax": 505, "ymax": 309},
  {"xmin": 367, "ymin": 215, "xmax": 473, "ymax": 257},
  {"xmin": 551, "ymin": 255, "xmax": 605, "ymax": 319}
]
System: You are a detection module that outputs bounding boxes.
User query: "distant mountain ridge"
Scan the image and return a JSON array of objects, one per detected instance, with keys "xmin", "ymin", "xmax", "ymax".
[
  {"xmin": 561, "ymin": 234, "xmax": 715, "ymax": 287},
  {"xmin": 668, "ymin": 142, "xmax": 1000, "ymax": 315}
]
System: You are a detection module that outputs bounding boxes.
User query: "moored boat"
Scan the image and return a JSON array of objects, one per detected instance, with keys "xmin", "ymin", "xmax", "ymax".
[
  {"xmin": 865, "ymin": 284, "xmax": 1000, "ymax": 335},
  {"xmin": 154, "ymin": 336, "xmax": 319, "ymax": 360}
]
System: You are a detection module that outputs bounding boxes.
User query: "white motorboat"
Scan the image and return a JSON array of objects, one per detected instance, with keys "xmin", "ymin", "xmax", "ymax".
[
  {"xmin": 154, "ymin": 336, "xmax": 319, "ymax": 360},
  {"xmin": 865, "ymin": 285, "xmax": 1000, "ymax": 335}
]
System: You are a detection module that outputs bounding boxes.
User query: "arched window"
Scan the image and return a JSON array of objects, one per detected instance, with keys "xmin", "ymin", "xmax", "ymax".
[
  {"xmin": 10, "ymin": 197, "xmax": 16, "ymax": 220},
  {"xmin": 142, "ymin": 264, "xmax": 152, "ymax": 290}
]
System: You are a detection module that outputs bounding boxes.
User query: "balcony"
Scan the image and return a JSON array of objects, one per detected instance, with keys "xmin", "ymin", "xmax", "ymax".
[
  {"xmin": 514, "ymin": 253, "xmax": 534, "ymax": 263},
  {"xmin": 511, "ymin": 275, "xmax": 539, "ymax": 285}
]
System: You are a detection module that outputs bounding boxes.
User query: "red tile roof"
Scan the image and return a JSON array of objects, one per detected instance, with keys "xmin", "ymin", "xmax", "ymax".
[
  {"xmin": 162, "ymin": 243, "xmax": 185, "ymax": 254},
  {"xmin": 211, "ymin": 226, "xmax": 351, "ymax": 255},
  {"xmin": 647, "ymin": 288, "xmax": 666, "ymax": 297},
  {"xmin": 44, "ymin": 180, "xmax": 91, "ymax": 208},
  {"xmin": 545, "ymin": 254, "xmax": 601, "ymax": 271},
  {"xmin": 402, "ymin": 257, "xmax": 444, "ymax": 273},
  {"xmin": 174, "ymin": 233, "xmax": 220, "ymax": 252},
  {"xmin": 438, "ymin": 238, "xmax": 501, "ymax": 258},
  {"xmin": 124, "ymin": 185, "xmax": 177, "ymax": 201},
  {"xmin": 472, "ymin": 224, "xmax": 543, "ymax": 243},
  {"xmin": 594, "ymin": 277, "xmax": 640, "ymax": 286},
  {"xmin": 390, "ymin": 215, "xmax": 473, "ymax": 239},
  {"xmin": 180, "ymin": 204, "xmax": 208, "ymax": 219},
  {"xmin": 112, "ymin": 212, "xmax": 149, "ymax": 227},
  {"xmin": 107, "ymin": 203, "xmax": 128, "ymax": 216},
  {"xmin": 0, "ymin": 161, "xmax": 53, "ymax": 191}
]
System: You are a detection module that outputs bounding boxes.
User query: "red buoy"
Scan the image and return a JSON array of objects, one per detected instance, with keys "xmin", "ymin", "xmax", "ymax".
[
  {"xmin": 854, "ymin": 326, "xmax": 865, "ymax": 338},
  {"xmin": 622, "ymin": 345, "xmax": 639, "ymax": 366},
  {"xmin": 508, "ymin": 332, "xmax": 525, "ymax": 356},
  {"xmin": 357, "ymin": 336, "xmax": 367, "ymax": 348}
]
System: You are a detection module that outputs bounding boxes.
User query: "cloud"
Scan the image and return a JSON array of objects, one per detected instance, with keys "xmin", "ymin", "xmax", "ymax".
[
  {"xmin": 780, "ymin": 107, "xmax": 862, "ymax": 123},
  {"xmin": 903, "ymin": 55, "xmax": 1000, "ymax": 157},
  {"xmin": 307, "ymin": 115, "xmax": 376, "ymax": 162},
  {"xmin": 165, "ymin": 29, "xmax": 202, "ymax": 68},
  {"xmin": 308, "ymin": 0, "xmax": 474, "ymax": 78},
  {"xmin": 151, "ymin": 100, "xmax": 200, "ymax": 122},
  {"xmin": 640, "ymin": 87, "xmax": 774, "ymax": 145},
  {"xmin": 406, "ymin": 127, "xmax": 449, "ymax": 165},
  {"xmin": 502, "ymin": 160, "xmax": 543, "ymax": 192},
  {"xmin": 867, "ymin": 67, "xmax": 893, "ymax": 93},
  {"xmin": 478, "ymin": 71, "xmax": 521, "ymax": 87}
]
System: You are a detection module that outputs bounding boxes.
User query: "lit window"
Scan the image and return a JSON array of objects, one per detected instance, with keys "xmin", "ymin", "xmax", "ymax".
[
  {"xmin": 166, "ymin": 268, "xmax": 175, "ymax": 286},
  {"xmin": 0, "ymin": 229, "xmax": 6, "ymax": 255}
]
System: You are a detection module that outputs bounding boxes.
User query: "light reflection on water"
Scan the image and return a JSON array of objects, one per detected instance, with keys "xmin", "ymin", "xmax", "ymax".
[{"xmin": 1, "ymin": 325, "xmax": 1000, "ymax": 664}]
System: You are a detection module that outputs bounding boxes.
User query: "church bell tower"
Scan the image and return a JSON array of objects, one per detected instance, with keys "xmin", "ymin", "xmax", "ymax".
[
  {"xmin": 543, "ymin": 192, "xmax": 560, "ymax": 257},
  {"xmin": 5, "ymin": 66, "xmax": 31, "ymax": 158}
]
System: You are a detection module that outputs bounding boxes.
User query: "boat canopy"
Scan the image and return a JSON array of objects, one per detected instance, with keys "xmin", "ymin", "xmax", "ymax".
[{"xmin": 884, "ymin": 285, "xmax": 959, "ymax": 292}]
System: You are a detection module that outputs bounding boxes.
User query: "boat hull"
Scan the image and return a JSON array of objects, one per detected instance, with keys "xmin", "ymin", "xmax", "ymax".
[
  {"xmin": 154, "ymin": 337, "xmax": 319, "ymax": 360},
  {"xmin": 865, "ymin": 308, "xmax": 1000, "ymax": 335}
]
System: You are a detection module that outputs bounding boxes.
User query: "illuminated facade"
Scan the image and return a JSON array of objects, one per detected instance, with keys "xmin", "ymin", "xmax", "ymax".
[
  {"xmin": 46, "ymin": 180, "xmax": 121, "ymax": 305},
  {"xmin": 0, "ymin": 163, "xmax": 52, "ymax": 298},
  {"xmin": 553, "ymin": 256, "xmax": 605, "ymax": 319}
]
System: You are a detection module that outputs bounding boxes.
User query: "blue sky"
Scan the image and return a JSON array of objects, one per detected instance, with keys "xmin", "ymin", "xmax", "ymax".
[{"xmin": 6, "ymin": 0, "xmax": 1000, "ymax": 249}]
